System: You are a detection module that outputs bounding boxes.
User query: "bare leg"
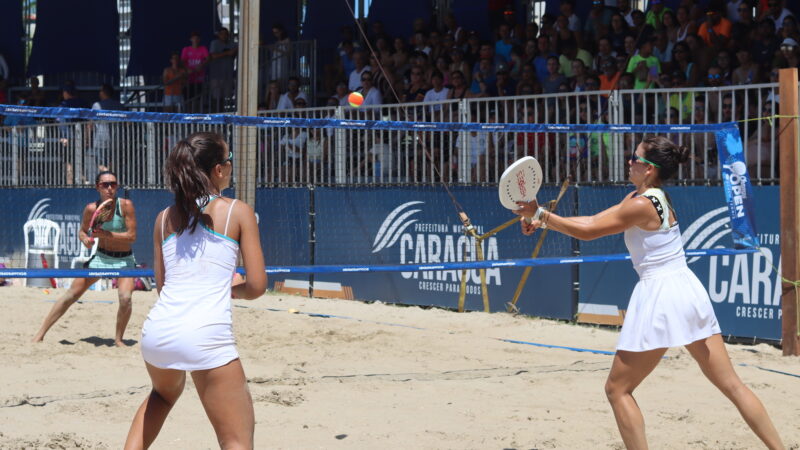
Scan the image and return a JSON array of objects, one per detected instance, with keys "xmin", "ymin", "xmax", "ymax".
[
  {"xmin": 192, "ymin": 359, "xmax": 254, "ymax": 450},
  {"xmin": 605, "ymin": 348, "xmax": 668, "ymax": 450},
  {"xmin": 114, "ymin": 277, "xmax": 134, "ymax": 347},
  {"xmin": 124, "ymin": 363, "xmax": 186, "ymax": 450},
  {"xmin": 685, "ymin": 335, "xmax": 784, "ymax": 449},
  {"xmin": 32, "ymin": 277, "xmax": 98, "ymax": 342}
]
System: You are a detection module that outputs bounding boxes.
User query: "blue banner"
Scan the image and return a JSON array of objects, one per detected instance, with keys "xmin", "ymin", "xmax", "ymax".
[
  {"xmin": 311, "ymin": 186, "xmax": 576, "ymax": 319},
  {"xmin": 254, "ymin": 187, "xmax": 310, "ymax": 289},
  {"xmin": 715, "ymin": 126, "xmax": 759, "ymax": 248},
  {"xmin": 577, "ymin": 186, "xmax": 781, "ymax": 341}
]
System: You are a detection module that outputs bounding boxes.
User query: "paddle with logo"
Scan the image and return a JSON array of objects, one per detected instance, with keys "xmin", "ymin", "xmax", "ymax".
[
  {"xmin": 498, "ymin": 156, "xmax": 543, "ymax": 223},
  {"xmin": 87, "ymin": 198, "xmax": 115, "ymax": 244}
]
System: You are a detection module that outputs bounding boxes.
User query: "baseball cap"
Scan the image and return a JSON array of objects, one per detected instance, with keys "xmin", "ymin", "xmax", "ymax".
[{"xmin": 782, "ymin": 38, "xmax": 799, "ymax": 47}]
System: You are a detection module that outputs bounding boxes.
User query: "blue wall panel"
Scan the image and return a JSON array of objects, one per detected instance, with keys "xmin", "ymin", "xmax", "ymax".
[{"xmin": 312, "ymin": 186, "xmax": 575, "ymax": 319}]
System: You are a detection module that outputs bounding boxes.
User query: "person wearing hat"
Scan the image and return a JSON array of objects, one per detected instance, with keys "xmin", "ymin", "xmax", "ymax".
[
  {"xmin": 645, "ymin": 0, "xmax": 672, "ymax": 29},
  {"xmin": 778, "ymin": 37, "xmax": 800, "ymax": 68}
]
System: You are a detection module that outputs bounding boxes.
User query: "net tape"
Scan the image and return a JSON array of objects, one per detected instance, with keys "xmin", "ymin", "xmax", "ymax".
[
  {"xmin": 0, "ymin": 104, "xmax": 736, "ymax": 134},
  {"xmin": 0, "ymin": 248, "xmax": 756, "ymax": 278}
]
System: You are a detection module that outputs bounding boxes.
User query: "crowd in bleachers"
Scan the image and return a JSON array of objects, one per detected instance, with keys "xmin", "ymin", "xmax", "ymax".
[{"xmin": 266, "ymin": 0, "xmax": 799, "ymax": 110}]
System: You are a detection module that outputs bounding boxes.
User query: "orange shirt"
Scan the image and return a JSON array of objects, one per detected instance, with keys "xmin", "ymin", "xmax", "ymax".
[
  {"xmin": 599, "ymin": 72, "xmax": 621, "ymax": 95},
  {"xmin": 698, "ymin": 18, "xmax": 732, "ymax": 46},
  {"xmin": 163, "ymin": 67, "xmax": 186, "ymax": 96}
]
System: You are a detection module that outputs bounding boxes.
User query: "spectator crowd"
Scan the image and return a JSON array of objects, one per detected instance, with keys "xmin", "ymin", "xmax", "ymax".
[{"xmin": 289, "ymin": 0, "xmax": 798, "ymax": 111}]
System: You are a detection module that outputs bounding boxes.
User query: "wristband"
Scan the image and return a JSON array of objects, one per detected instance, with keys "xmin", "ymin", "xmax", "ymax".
[{"xmin": 533, "ymin": 206, "xmax": 548, "ymax": 222}]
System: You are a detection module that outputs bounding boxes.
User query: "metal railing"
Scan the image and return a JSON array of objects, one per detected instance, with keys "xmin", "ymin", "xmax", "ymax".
[
  {"xmin": 259, "ymin": 40, "xmax": 317, "ymax": 107},
  {"xmin": 0, "ymin": 120, "xmax": 231, "ymax": 188},
  {"xmin": 0, "ymin": 83, "xmax": 790, "ymax": 188}
]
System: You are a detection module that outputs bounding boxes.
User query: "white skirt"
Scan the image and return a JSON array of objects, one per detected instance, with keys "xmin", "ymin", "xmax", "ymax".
[{"xmin": 617, "ymin": 266, "xmax": 721, "ymax": 352}]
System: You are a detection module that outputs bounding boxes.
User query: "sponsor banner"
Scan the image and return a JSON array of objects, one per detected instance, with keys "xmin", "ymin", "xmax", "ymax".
[
  {"xmin": 2, "ymin": 188, "xmax": 173, "ymax": 270},
  {"xmin": 715, "ymin": 125, "xmax": 759, "ymax": 248},
  {"xmin": 578, "ymin": 186, "xmax": 781, "ymax": 340},
  {"xmin": 254, "ymin": 187, "xmax": 310, "ymax": 289},
  {"xmin": 311, "ymin": 186, "xmax": 576, "ymax": 319}
]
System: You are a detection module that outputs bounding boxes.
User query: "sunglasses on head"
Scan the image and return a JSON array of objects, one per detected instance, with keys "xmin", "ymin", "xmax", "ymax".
[
  {"xmin": 629, "ymin": 152, "xmax": 661, "ymax": 168},
  {"xmin": 98, "ymin": 181, "xmax": 118, "ymax": 189},
  {"xmin": 222, "ymin": 150, "xmax": 233, "ymax": 165}
]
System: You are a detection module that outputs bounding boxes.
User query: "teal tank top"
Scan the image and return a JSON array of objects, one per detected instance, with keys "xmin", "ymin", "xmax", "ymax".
[{"xmin": 101, "ymin": 199, "xmax": 127, "ymax": 233}]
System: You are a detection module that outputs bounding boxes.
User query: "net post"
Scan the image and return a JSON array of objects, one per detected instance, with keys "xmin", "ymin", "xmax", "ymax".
[
  {"xmin": 11, "ymin": 126, "xmax": 19, "ymax": 185},
  {"xmin": 235, "ymin": 0, "xmax": 260, "ymax": 207},
  {"xmin": 779, "ymin": 68, "xmax": 800, "ymax": 356},
  {"xmin": 457, "ymin": 99, "xmax": 470, "ymax": 183},
  {"xmin": 335, "ymin": 106, "xmax": 346, "ymax": 184},
  {"xmin": 74, "ymin": 123, "xmax": 84, "ymax": 185},
  {"xmin": 146, "ymin": 122, "xmax": 156, "ymax": 185}
]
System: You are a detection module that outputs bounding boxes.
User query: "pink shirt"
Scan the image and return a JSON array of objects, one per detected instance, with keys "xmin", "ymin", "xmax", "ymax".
[{"xmin": 181, "ymin": 45, "xmax": 209, "ymax": 84}]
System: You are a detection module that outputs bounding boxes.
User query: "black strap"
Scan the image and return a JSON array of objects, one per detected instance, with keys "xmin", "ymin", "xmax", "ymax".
[
  {"xmin": 642, "ymin": 194, "xmax": 666, "ymax": 221},
  {"xmin": 97, "ymin": 248, "xmax": 133, "ymax": 258}
]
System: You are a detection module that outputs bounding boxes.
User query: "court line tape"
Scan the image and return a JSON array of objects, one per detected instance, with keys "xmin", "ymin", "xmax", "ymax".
[
  {"xmin": 233, "ymin": 304, "xmax": 616, "ymax": 356},
  {"xmin": 35, "ymin": 300, "xmax": 800, "ymax": 378},
  {"xmin": 235, "ymin": 304, "xmax": 800, "ymax": 378},
  {"xmin": 738, "ymin": 363, "xmax": 800, "ymax": 379}
]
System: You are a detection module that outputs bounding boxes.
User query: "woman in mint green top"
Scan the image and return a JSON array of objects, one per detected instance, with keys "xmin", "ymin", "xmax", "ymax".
[{"xmin": 33, "ymin": 171, "xmax": 138, "ymax": 347}]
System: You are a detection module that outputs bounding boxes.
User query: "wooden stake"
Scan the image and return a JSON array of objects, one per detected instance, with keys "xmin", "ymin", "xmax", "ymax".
[{"xmin": 779, "ymin": 68, "xmax": 800, "ymax": 356}]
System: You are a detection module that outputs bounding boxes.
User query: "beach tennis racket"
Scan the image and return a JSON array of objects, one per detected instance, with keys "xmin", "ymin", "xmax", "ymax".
[
  {"xmin": 499, "ymin": 156, "xmax": 543, "ymax": 223},
  {"xmin": 87, "ymin": 198, "xmax": 114, "ymax": 243}
]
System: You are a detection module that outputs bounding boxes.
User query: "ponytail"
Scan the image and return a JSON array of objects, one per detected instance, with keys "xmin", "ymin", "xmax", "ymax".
[{"xmin": 164, "ymin": 132, "xmax": 228, "ymax": 234}]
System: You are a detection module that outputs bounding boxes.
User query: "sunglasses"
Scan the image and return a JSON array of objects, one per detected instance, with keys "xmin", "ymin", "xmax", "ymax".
[
  {"xmin": 708, "ymin": 73, "xmax": 721, "ymax": 79},
  {"xmin": 222, "ymin": 150, "xmax": 233, "ymax": 165},
  {"xmin": 629, "ymin": 152, "xmax": 661, "ymax": 168},
  {"xmin": 98, "ymin": 181, "xmax": 118, "ymax": 189},
  {"xmin": 781, "ymin": 45, "xmax": 796, "ymax": 51}
]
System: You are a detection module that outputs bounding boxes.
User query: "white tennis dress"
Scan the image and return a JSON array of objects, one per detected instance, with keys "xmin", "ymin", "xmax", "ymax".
[
  {"xmin": 617, "ymin": 188, "xmax": 721, "ymax": 352},
  {"xmin": 141, "ymin": 199, "xmax": 240, "ymax": 371}
]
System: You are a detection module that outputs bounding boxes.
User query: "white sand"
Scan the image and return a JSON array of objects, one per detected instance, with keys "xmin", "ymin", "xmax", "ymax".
[{"xmin": 1, "ymin": 285, "xmax": 799, "ymax": 449}]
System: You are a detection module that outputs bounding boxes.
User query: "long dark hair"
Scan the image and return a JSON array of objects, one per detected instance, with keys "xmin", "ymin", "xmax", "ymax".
[
  {"xmin": 164, "ymin": 132, "xmax": 229, "ymax": 234},
  {"xmin": 641, "ymin": 136, "xmax": 690, "ymax": 181}
]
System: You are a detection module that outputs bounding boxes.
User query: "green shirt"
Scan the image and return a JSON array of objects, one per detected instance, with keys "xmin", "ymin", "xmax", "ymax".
[
  {"xmin": 645, "ymin": 7, "xmax": 671, "ymax": 29},
  {"xmin": 626, "ymin": 54, "xmax": 660, "ymax": 90}
]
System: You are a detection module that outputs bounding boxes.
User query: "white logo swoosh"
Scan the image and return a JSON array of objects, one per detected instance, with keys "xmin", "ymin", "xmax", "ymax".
[
  {"xmin": 28, "ymin": 198, "xmax": 51, "ymax": 221},
  {"xmin": 682, "ymin": 206, "xmax": 731, "ymax": 264},
  {"xmin": 372, "ymin": 201, "xmax": 424, "ymax": 253}
]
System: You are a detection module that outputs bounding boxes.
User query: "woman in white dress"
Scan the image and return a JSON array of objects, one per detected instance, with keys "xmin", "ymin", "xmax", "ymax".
[
  {"xmin": 125, "ymin": 132, "xmax": 266, "ymax": 449},
  {"xmin": 515, "ymin": 136, "xmax": 783, "ymax": 450}
]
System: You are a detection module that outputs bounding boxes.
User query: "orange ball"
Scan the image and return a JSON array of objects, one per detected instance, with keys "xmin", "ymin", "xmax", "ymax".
[{"xmin": 348, "ymin": 91, "xmax": 364, "ymax": 108}]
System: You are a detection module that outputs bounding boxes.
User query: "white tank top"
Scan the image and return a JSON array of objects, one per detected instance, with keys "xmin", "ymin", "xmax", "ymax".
[
  {"xmin": 623, "ymin": 188, "xmax": 687, "ymax": 279},
  {"xmin": 154, "ymin": 199, "xmax": 239, "ymax": 326}
]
